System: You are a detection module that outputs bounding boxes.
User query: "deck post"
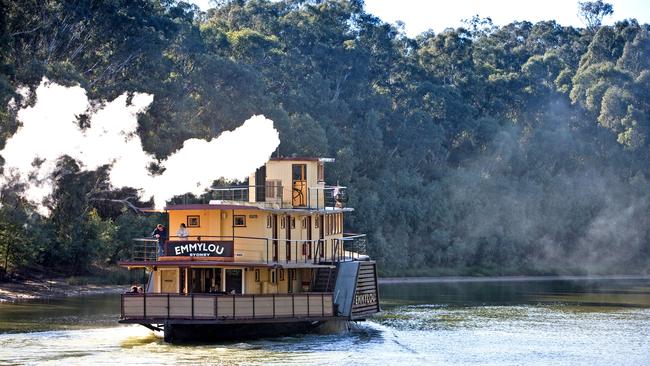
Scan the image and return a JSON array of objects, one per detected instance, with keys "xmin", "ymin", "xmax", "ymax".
[
  {"xmin": 252, "ymin": 295, "xmax": 256, "ymax": 319},
  {"xmin": 214, "ymin": 295, "xmax": 218, "ymax": 319},
  {"xmin": 191, "ymin": 294, "xmax": 195, "ymax": 320},
  {"xmin": 167, "ymin": 293, "xmax": 170, "ymax": 319},
  {"xmin": 272, "ymin": 294, "xmax": 275, "ymax": 318},
  {"xmin": 321, "ymin": 293, "xmax": 324, "ymax": 316},
  {"xmin": 307, "ymin": 293, "xmax": 310, "ymax": 316},
  {"xmin": 233, "ymin": 295, "xmax": 236, "ymax": 319},
  {"xmin": 143, "ymin": 293, "xmax": 147, "ymax": 319}
]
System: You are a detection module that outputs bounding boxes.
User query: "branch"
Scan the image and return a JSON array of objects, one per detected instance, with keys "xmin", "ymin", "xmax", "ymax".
[
  {"xmin": 10, "ymin": 25, "xmax": 42, "ymax": 37},
  {"xmin": 88, "ymin": 197, "xmax": 143, "ymax": 214}
]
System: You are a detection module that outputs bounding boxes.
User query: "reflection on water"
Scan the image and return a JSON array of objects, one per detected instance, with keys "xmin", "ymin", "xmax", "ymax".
[{"xmin": 0, "ymin": 278, "xmax": 649, "ymax": 365}]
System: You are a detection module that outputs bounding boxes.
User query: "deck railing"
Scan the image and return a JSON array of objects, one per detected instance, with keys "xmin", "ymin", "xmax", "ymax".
[
  {"xmin": 121, "ymin": 292, "xmax": 334, "ymax": 321},
  {"xmin": 210, "ymin": 184, "xmax": 284, "ymax": 206},
  {"xmin": 129, "ymin": 236, "xmax": 351, "ymax": 264},
  {"xmin": 208, "ymin": 183, "xmax": 346, "ymax": 210},
  {"xmin": 332, "ymin": 233, "xmax": 368, "ymax": 262}
]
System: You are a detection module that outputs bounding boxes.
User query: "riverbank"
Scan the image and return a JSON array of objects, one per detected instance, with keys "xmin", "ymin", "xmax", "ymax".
[
  {"xmin": 3, "ymin": 274, "xmax": 649, "ymax": 303},
  {"xmin": 378, "ymin": 274, "xmax": 650, "ymax": 284},
  {"xmin": 0, "ymin": 279, "xmax": 124, "ymax": 303}
]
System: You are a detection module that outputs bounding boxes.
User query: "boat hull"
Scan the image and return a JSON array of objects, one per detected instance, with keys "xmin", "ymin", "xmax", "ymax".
[{"xmin": 161, "ymin": 320, "xmax": 343, "ymax": 343}]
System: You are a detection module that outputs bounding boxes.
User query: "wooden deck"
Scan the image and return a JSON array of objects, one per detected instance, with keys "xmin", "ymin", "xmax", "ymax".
[{"xmin": 120, "ymin": 292, "xmax": 336, "ymax": 324}]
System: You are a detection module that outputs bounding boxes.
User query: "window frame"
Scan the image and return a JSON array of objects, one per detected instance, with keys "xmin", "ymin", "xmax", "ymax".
[
  {"xmin": 233, "ymin": 215, "xmax": 246, "ymax": 227},
  {"xmin": 187, "ymin": 215, "xmax": 200, "ymax": 228}
]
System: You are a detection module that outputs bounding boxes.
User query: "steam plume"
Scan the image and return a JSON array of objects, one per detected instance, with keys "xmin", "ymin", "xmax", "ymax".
[{"xmin": 0, "ymin": 78, "xmax": 280, "ymax": 214}]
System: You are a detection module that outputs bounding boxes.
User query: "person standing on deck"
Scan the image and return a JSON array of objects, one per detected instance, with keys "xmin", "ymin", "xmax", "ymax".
[{"xmin": 151, "ymin": 224, "xmax": 168, "ymax": 257}]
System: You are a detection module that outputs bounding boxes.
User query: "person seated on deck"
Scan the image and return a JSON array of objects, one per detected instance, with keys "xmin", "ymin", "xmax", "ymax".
[
  {"xmin": 176, "ymin": 223, "xmax": 189, "ymax": 240},
  {"xmin": 137, "ymin": 286, "xmax": 144, "ymax": 294},
  {"xmin": 127, "ymin": 286, "xmax": 139, "ymax": 294}
]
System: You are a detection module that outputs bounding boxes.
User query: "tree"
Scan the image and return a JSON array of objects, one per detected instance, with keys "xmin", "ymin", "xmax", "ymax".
[{"xmin": 578, "ymin": 1, "xmax": 614, "ymax": 31}]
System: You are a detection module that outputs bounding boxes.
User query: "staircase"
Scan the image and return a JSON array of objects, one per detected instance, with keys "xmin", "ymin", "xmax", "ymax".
[{"xmin": 313, "ymin": 267, "xmax": 337, "ymax": 292}]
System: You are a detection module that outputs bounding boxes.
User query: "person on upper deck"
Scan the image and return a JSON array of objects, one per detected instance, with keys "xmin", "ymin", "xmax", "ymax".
[
  {"xmin": 176, "ymin": 223, "xmax": 189, "ymax": 240},
  {"xmin": 151, "ymin": 224, "xmax": 167, "ymax": 257}
]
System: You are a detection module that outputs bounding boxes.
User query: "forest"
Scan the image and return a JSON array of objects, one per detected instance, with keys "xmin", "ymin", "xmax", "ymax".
[{"xmin": 1, "ymin": 0, "xmax": 649, "ymax": 277}]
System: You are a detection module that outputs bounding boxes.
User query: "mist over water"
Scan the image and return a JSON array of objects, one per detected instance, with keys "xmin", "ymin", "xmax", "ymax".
[{"xmin": 440, "ymin": 99, "xmax": 650, "ymax": 274}]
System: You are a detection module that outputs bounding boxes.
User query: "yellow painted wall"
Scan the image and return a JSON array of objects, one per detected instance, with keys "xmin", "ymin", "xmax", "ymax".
[
  {"xmin": 167, "ymin": 208, "xmax": 345, "ymax": 264},
  {"xmin": 168, "ymin": 209, "xmax": 221, "ymax": 239},
  {"xmin": 265, "ymin": 160, "xmax": 322, "ymax": 207}
]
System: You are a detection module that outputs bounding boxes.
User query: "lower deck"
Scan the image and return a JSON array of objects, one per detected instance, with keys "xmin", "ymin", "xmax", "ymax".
[
  {"xmin": 120, "ymin": 292, "xmax": 336, "ymax": 324},
  {"xmin": 120, "ymin": 260, "xmax": 379, "ymax": 330}
]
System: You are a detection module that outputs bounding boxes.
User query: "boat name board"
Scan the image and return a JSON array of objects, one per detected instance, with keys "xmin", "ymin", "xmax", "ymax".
[
  {"xmin": 354, "ymin": 292, "xmax": 377, "ymax": 306},
  {"xmin": 167, "ymin": 240, "xmax": 234, "ymax": 257}
]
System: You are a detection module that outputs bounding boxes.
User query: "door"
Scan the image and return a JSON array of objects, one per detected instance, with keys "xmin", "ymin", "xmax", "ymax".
[
  {"xmin": 286, "ymin": 215, "xmax": 292, "ymax": 261},
  {"xmin": 160, "ymin": 269, "xmax": 178, "ymax": 293},
  {"xmin": 306, "ymin": 216, "xmax": 313, "ymax": 259},
  {"xmin": 319, "ymin": 214, "xmax": 325, "ymax": 258},
  {"xmin": 272, "ymin": 214, "xmax": 278, "ymax": 262},
  {"xmin": 292, "ymin": 164, "xmax": 307, "ymax": 207},
  {"xmin": 225, "ymin": 269, "xmax": 243, "ymax": 294}
]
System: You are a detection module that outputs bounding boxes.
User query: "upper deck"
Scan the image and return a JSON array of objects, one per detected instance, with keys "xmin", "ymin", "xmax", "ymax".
[{"xmin": 211, "ymin": 157, "xmax": 349, "ymax": 211}]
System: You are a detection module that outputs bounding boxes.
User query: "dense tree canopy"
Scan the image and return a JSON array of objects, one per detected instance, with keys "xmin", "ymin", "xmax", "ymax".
[{"xmin": 1, "ymin": 0, "xmax": 649, "ymax": 276}]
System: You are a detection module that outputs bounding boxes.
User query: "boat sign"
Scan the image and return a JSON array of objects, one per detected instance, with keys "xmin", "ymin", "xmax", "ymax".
[{"xmin": 167, "ymin": 240, "xmax": 234, "ymax": 258}]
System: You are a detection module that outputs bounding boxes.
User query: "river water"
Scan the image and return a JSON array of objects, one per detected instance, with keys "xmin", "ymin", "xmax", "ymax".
[{"xmin": 0, "ymin": 278, "xmax": 649, "ymax": 365}]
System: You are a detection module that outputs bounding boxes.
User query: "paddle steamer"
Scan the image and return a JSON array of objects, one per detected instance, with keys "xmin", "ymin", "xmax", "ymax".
[{"xmin": 118, "ymin": 157, "xmax": 380, "ymax": 342}]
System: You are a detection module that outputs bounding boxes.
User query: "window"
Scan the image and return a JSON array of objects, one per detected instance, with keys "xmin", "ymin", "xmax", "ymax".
[
  {"xmin": 328, "ymin": 214, "xmax": 333, "ymax": 235},
  {"xmin": 233, "ymin": 215, "xmax": 246, "ymax": 227},
  {"xmin": 279, "ymin": 269, "xmax": 285, "ymax": 281},
  {"xmin": 301, "ymin": 217, "xmax": 307, "ymax": 229},
  {"xmin": 187, "ymin": 215, "xmax": 200, "ymax": 228},
  {"xmin": 254, "ymin": 269, "xmax": 260, "ymax": 282},
  {"xmin": 317, "ymin": 163, "xmax": 324, "ymax": 182},
  {"xmin": 266, "ymin": 179, "xmax": 282, "ymax": 199},
  {"xmin": 315, "ymin": 216, "xmax": 320, "ymax": 228},
  {"xmin": 290, "ymin": 217, "xmax": 296, "ymax": 229},
  {"xmin": 281, "ymin": 216, "xmax": 286, "ymax": 229},
  {"xmin": 270, "ymin": 269, "xmax": 277, "ymax": 283},
  {"xmin": 336, "ymin": 213, "xmax": 341, "ymax": 234},
  {"xmin": 266, "ymin": 215, "xmax": 272, "ymax": 228},
  {"xmin": 289, "ymin": 269, "xmax": 296, "ymax": 281}
]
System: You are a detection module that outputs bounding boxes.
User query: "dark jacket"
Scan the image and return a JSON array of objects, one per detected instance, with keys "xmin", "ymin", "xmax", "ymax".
[{"xmin": 151, "ymin": 227, "xmax": 168, "ymax": 242}]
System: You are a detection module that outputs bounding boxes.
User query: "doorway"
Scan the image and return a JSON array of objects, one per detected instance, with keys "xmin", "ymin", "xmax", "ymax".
[
  {"xmin": 188, "ymin": 268, "xmax": 223, "ymax": 293},
  {"xmin": 292, "ymin": 164, "xmax": 307, "ymax": 207},
  {"xmin": 272, "ymin": 214, "xmax": 278, "ymax": 262},
  {"xmin": 225, "ymin": 269, "xmax": 243, "ymax": 294},
  {"xmin": 286, "ymin": 214, "xmax": 292, "ymax": 261}
]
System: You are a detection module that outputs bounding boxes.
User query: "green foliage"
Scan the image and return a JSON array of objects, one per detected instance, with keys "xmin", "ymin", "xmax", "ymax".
[{"xmin": 1, "ymin": 0, "xmax": 649, "ymax": 277}]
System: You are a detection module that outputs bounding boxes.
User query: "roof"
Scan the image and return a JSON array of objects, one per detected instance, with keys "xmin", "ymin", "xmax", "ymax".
[
  {"xmin": 269, "ymin": 157, "xmax": 334, "ymax": 162},
  {"xmin": 118, "ymin": 260, "xmax": 335, "ymax": 269},
  {"xmin": 164, "ymin": 203, "xmax": 258, "ymax": 211},
  {"xmin": 269, "ymin": 157, "xmax": 320, "ymax": 162}
]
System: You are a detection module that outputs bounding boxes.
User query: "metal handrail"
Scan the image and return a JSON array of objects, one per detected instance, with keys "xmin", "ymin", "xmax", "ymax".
[
  {"xmin": 306, "ymin": 185, "xmax": 347, "ymax": 210},
  {"xmin": 209, "ymin": 184, "xmax": 284, "ymax": 204}
]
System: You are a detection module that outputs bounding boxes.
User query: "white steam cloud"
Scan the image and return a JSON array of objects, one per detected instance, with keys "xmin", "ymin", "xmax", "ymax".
[{"xmin": 0, "ymin": 78, "xmax": 280, "ymax": 214}]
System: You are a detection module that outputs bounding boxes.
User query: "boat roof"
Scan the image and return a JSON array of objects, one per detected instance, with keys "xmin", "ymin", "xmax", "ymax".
[
  {"xmin": 118, "ymin": 260, "xmax": 335, "ymax": 269},
  {"xmin": 269, "ymin": 157, "xmax": 334, "ymax": 162},
  {"xmin": 164, "ymin": 203, "xmax": 258, "ymax": 211}
]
